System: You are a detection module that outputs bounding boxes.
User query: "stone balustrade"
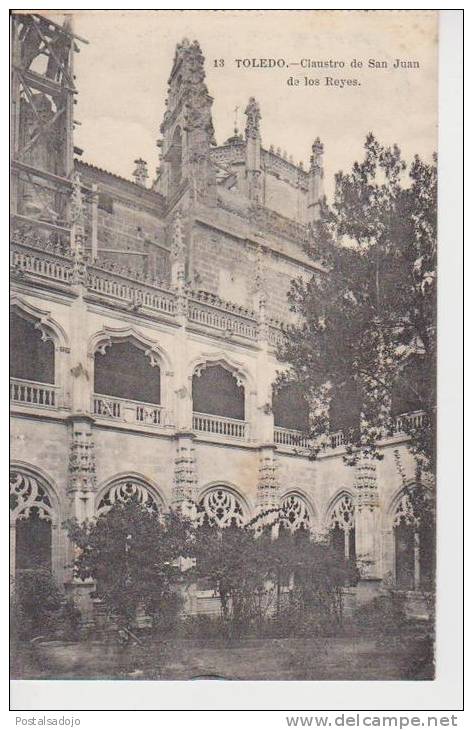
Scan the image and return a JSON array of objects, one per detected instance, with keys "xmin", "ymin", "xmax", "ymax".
[
  {"xmin": 193, "ymin": 411, "xmax": 248, "ymax": 440},
  {"xmin": 10, "ymin": 228, "xmax": 291, "ymax": 347},
  {"xmin": 188, "ymin": 291, "xmax": 258, "ymax": 340},
  {"xmin": 93, "ymin": 394, "xmax": 165, "ymax": 427},
  {"xmin": 10, "ymin": 378, "xmax": 59, "ymax": 408},
  {"xmin": 10, "ymin": 239, "xmax": 73, "ymax": 285},
  {"xmin": 274, "ymin": 426, "xmax": 312, "ymax": 449},
  {"xmin": 87, "ymin": 264, "xmax": 176, "ymax": 316},
  {"xmin": 394, "ymin": 411, "xmax": 428, "ymax": 433}
]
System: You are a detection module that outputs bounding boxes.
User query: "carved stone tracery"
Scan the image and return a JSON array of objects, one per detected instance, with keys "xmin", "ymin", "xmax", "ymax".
[
  {"xmin": 10, "ymin": 471, "xmax": 54, "ymax": 523},
  {"xmin": 393, "ymin": 492, "xmax": 418, "ymax": 528},
  {"xmin": 198, "ymin": 488, "xmax": 244, "ymax": 529},
  {"xmin": 280, "ymin": 494, "xmax": 310, "ymax": 533},
  {"xmin": 97, "ymin": 479, "xmax": 161, "ymax": 516},
  {"xmin": 330, "ymin": 494, "xmax": 355, "ymax": 533}
]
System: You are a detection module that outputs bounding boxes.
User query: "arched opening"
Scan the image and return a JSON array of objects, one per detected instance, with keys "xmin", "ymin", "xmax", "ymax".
[
  {"xmin": 393, "ymin": 487, "xmax": 435, "ymax": 591},
  {"xmin": 329, "ymin": 380, "xmax": 362, "ymax": 437},
  {"xmin": 280, "ymin": 494, "xmax": 311, "ymax": 535},
  {"xmin": 10, "ymin": 311, "xmax": 55, "ymax": 384},
  {"xmin": 197, "ymin": 487, "xmax": 245, "ymax": 529},
  {"xmin": 96, "ymin": 478, "xmax": 163, "ymax": 517},
  {"xmin": 392, "ymin": 354, "xmax": 433, "ymax": 416},
  {"xmin": 329, "ymin": 493, "xmax": 356, "ymax": 561},
  {"xmin": 16, "ymin": 509, "xmax": 52, "ymax": 572},
  {"xmin": 273, "ymin": 383, "xmax": 310, "ymax": 432},
  {"xmin": 94, "ymin": 340, "xmax": 161, "ymax": 405},
  {"xmin": 193, "ymin": 364, "xmax": 244, "ymax": 420},
  {"xmin": 10, "ymin": 470, "xmax": 55, "ymax": 577}
]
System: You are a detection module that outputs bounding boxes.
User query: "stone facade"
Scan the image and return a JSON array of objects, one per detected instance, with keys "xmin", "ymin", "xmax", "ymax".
[{"xmin": 10, "ymin": 17, "xmax": 431, "ymax": 615}]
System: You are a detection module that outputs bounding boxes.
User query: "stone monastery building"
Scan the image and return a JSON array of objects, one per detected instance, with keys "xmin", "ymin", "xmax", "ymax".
[{"xmin": 10, "ymin": 15, "xmax": 432, "ymax": 613}]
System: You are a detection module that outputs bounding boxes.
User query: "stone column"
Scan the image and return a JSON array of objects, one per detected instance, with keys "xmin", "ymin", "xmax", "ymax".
[
  {"xmin": 254, "ymin": 246, "xmax": 274, "ymax": 445},
  {"xmin": 354, "ymin": 456, "xmax": 382, "ymax": 600},
  {"xmin": 256, "ymin": 445, "xmax": 280, "ymax": 537},
  {"xmin": 65, "ymin": 414, "xmax": 97, "ymax": 625},
  {"xmin": 172, "ymin": 431, "xmax": 198, "ymax": 521},
  {"xmin": 65, "ymin": 173, "xmax": 97, "ymax": 624},
  {"xmin": 170, "ymin": 211, "xmax": 193, "ymax": 432}
]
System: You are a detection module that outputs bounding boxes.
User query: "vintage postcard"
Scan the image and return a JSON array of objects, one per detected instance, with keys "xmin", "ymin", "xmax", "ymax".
[{"xmin": 10, "ymin": 8, "xmax": 447, "ymax": 701}]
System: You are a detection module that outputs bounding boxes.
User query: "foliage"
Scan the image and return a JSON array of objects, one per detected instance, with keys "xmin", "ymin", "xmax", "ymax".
[
  {"xmin": 192, "ymin": 522, "xmax": 358, "ymax": 636},
  {"xmin": 192, "ymin": 523, "xmax": 273, "ymax": 633},
  {"xmin": 278, "ymin": 134, "xmax": 436, "ymax": 473},
  {"xmin": 11, "ymin": 568, "xmax": 80, "ymax": 641},
  {"xmin": 65, "ymin": 498, "xmax": 194, "ymax": 631}
]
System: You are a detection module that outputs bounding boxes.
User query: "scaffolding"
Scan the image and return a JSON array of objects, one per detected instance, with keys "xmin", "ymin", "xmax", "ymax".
[{"xmin": 10, "ymin": 12, "xmax": 88, "ymax": 247}]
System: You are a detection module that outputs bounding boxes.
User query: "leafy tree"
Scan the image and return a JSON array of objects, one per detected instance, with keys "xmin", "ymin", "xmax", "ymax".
[
  {"xmin": 66, "ymin": 498, "xmax": 194, "ymax": 632},
  {"xmin": 278, "ymin": 134, "xmax": 436, "ymax": 474},
  {"xmin": 192, "ymin": 523, "xmax": 272, "ymax": 629},
  {"xmin": 192, "ymin": 520, "xmax": 358, "ymax": 635},
  {"xmin": 266, "ymin": 529, "xmax": 358, "ymax": 625}
]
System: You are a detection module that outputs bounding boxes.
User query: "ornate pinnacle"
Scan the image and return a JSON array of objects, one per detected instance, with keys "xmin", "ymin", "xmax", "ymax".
[
  {"xmin": 171, "ymin": 211, "xmax": 185, "ymax": 261},
  {"xmin": 310, "ymin": 137, "xmax": 324, "ymax": 171},
  {"xmin": 70, "ymin": 171, "xmax": 85, "ymax": 238},
  {"xmin": 132, "ymin": 158, "xmax": 148, "ymax": 187},
  {"xmin": 245, "ymin": 97, "xmax": 261, "ymax": 140},
  {"xmin": 70, "ymin": 172, "xmax": 87, "ymax": 279}
]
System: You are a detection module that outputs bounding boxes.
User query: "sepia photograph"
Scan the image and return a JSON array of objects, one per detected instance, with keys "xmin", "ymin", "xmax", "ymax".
[{"xmin": 9, "ymin": 9, "xmax": 442, "ymax": 689}]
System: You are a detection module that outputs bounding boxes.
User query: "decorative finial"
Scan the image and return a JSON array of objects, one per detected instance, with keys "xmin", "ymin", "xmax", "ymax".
[
  {"xmin": 310, "ymin": 138, "xmax": 324, "ymax": 172},
  {"xmin": 133, "ymin": 158, "xmax": 148, "ymax": 187},
  {"xmin": 311, "ymin": 137, "xmax": 324, "ymax": 157}
]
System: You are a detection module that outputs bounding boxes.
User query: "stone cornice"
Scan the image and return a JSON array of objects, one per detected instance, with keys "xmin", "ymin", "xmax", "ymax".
[{"xmin": 193, "ymin": 207, "xmax": 323, "ymax": 275}]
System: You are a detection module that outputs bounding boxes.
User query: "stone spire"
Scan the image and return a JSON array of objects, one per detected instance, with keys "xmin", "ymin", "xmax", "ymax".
[
  {"xmin": 158, "ymin": 39, "xmax": 216, "ymax": 203},
  {"xmin": 307, "ymin": 137, "xmax": 324, "ymax": 222},
  {"xmin": 244, "ymin": 97, "xmax": 262, "ymax": 203}
]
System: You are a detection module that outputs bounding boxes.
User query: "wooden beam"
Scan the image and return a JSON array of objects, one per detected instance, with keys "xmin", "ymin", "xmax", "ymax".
[{"xmin": 30, "ymin": 13, "xmax": 89, "ymax": 44}]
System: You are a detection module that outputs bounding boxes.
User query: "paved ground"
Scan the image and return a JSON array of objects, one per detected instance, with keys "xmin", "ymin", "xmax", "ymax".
[{"xmin": 11, "ymin": 633, "xmax": 434, "ymax": 681}]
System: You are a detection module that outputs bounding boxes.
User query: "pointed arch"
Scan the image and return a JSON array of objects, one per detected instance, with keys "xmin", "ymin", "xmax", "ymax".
[
  {"xmin": 324, "ymin": 489, "xmax": 356, "ymax": 561},
  {"xmin": 279, "ymin": 490, "xmax": 317, "ymax": 534},
  {"xmin": 387, "ymin": 481, "xmax": 435, "ymax": 591},
  {"xmin": 386, "ymin": 480, "xmax": 433, "ymax": 525},
  {"xmin": 10, "ymin": 463, "xmax": 60, "ymax": 579},
  {"xmin": 95, "ymin": 473, "xmax": 167, "ymax": 517},
  {"xmin": 324, "ymin": 488, "xmax": 356, "ymax": 529},
  {"xmin": 197, "ymin": 482, "xmax": 250, "ymax": 529}
]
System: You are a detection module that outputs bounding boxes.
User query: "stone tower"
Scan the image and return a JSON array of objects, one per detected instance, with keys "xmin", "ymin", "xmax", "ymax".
[{"xmin": 157, "ymin": 39, "xmax": 216, "ymax": 205}]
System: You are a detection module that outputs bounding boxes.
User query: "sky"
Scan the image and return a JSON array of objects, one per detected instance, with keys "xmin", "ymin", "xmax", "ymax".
[{"xmin": 59, "ymin": 10, "xmax": 437, "ymax": 200}]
